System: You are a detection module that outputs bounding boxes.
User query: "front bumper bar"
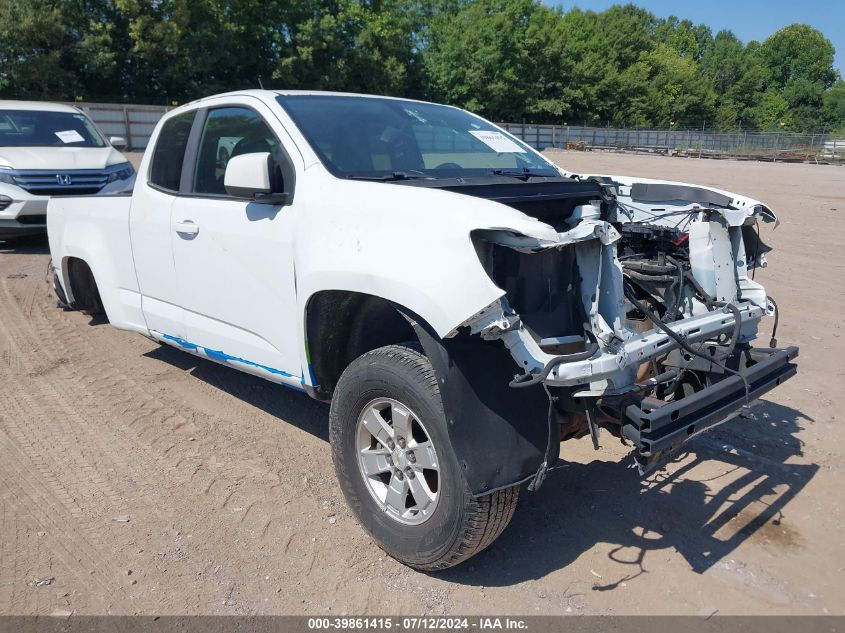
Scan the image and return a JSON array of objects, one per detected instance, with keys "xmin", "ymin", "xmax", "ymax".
[{"xmin": 622, "ymin": 345, "xmax": 799, "ymax": 473}]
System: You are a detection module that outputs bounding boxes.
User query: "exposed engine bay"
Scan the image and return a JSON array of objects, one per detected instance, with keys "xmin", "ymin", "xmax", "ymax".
[{"xmin": 438, "ymin": 174, "xmax": 797, "ymax": 478}]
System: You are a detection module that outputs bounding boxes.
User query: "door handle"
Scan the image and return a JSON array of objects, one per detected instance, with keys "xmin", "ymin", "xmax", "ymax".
[{"xmin": 174, "ymin": 220, "xmax": 199, "ymax": 236}]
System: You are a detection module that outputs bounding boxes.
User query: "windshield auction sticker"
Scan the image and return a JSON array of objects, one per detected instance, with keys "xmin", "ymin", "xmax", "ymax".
[
  {"xmin": 55, "ymin": 129, "xmax": 85, "ymax": 144},
  {"xmin": 468, "ymin": 130, "xmax": 526, "ymax": 153}
]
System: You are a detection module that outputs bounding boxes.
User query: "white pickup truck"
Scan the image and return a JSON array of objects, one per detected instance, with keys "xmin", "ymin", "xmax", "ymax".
[
  {"xmin": 0, "ymin": 101, "xmax": 134, "ymax": 238},
  {"xmin": 47, "ymin": 90, "xmax": 798, "ymax": 570}
]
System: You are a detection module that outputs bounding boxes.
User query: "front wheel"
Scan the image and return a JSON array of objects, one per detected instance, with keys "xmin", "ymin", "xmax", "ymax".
[{"xmin": 329, "ymin": 343, "xmax": 519, "ymax": 570}]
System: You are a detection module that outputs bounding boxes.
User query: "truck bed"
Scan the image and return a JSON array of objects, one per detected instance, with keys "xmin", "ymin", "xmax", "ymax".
[{"xmin": 47, "ymin": 194, "xmax": 147, "ymax": 334}]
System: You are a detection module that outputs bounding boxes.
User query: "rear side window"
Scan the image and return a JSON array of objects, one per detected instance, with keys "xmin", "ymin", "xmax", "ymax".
[{"xmin": 149, "ymin": 111, "xmax": 196, "ymax": 192}]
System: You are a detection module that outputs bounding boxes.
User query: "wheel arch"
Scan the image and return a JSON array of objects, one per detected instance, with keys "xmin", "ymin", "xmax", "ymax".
[
  {"xmin": 61, "ymin": 255, "xmax": 105, "ymax": 314},
  {"xmin": 304, "ymin": 288, "xmax": 553, "ymax": 496},
  {"xmin": 304, "ymin": 290, "xmax": 421, "ymax": 399}
]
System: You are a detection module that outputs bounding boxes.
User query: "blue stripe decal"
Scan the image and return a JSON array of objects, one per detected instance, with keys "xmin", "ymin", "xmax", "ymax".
[
  {"xmin": 162, "ymin": 334, "xmax": 198, "ymax": 351},
  {"xmin": 160, "ymin": 333, "xmax": 305, "ymax": 391}
]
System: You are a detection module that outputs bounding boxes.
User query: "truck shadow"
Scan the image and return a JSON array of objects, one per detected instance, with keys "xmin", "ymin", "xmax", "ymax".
[
  {"xmin": 437, "ymin": 400, "xmax": 816, "ymax": 587},
  {"xmin": 141, "ymin": 344, "xmax": 815, "ymax": 587},
  {"xmin": 0, "ymin": 235, "xmax": 50, "ymax": 255}
]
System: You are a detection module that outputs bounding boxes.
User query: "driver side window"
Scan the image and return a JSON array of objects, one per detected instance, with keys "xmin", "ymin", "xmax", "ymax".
[{"xmin": 193, "ymin": 107, "xmax": 282, "ymax": 195}]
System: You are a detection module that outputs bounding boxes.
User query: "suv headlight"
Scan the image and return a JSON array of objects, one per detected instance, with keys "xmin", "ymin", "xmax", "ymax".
[
  {"xmin": 106, "ymin": 162, "xmax": 134, "ymax": 182},
  {"xmin": 0, "ymin": 169, "xmax": 16, "ymax": 186}
]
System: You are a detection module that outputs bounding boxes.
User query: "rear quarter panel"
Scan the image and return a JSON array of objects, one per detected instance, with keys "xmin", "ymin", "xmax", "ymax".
[{"xmin": 47, "ymin": 194, "xmax": 148, "ymax": 334}]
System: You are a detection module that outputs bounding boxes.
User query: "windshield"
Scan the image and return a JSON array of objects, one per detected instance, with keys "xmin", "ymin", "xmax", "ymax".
[
  {"xmin": 276, "ymin": 95, "xmax": 558, "ymax": 180},
  {"xmin": 0, "ymin": 110, "xmax": 106, "ymax": 148}
]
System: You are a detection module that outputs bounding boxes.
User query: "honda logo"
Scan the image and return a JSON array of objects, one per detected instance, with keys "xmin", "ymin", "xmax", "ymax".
[{"xmin": 56, "ymin": 174, "xmax": 72, "ymax": 185}]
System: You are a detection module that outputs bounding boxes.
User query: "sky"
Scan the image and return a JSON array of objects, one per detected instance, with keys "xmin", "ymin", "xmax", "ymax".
[{"xmin": 550, "ymin": 0, "xmax": 844, "ymax": 73}]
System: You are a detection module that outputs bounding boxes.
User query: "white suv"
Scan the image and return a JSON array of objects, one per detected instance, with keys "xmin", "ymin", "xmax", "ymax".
[{"xmin": 0, "ymin": 101, "xmax": 134, "ymax": 238}]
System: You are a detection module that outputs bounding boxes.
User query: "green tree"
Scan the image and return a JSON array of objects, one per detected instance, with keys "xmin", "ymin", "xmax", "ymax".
[
  {"xmin": 272, "ymin": 0, "xmax": 422, "ymax": 96},
  {"xmin": 753, "ymin": 90, "xmax": 792, "ymax": 130},
  {"xmin": 642, "ymin": 43, "xmax": 715, "ymax": 127},
  {"xmin": 700, "ymin": 32, "xmax": 769, "ymax": 129},
  {"xmin": 760, "ymin": 24, "xmax": 836, "ymax": 90},
  {"xmin": 756, "ymin": 24, "xmax": 837, "ymax": 130},
  {"xmin": 657, "ymin": 16, "xmax": 712, "ymax": 62},
  {"xmin": 553, "ymin": 8, "xmax": 617, "ymax": 124},
  {"xmin": 554, "ymin": 5, "xmax": 656, "ymax": 125},
  {"xmin": 422, "ymin": 0, "xmax": 569, "ymax": 121},
  {"xmin": 0, "ymin": 0, "xmax": 122, "ymax": 100},
  {"xmin": 114, "ymin": 0, "xmax": 284, "ymax": 102},
  {"xmin": 822, "ymin": 80, "xmax": 845, "ymax": 132},
  {"xmin": 0, "ymin": 0, "xmax": 842, "ymax": 133}
]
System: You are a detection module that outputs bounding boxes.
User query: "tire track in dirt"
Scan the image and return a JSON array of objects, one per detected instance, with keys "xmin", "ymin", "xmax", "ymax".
[
  {"xmin": 0, "ymin": 426, "xmax": 117, "ymax": 608},
  {"xmin": 0, "ymin": 266, "xmax": 233, "ymax": 611},
  {"xmin": 26, "ymin": 264, "xmax": 343, "ymax": 542},
  {"xmin": 29, "ymin": 299, "xmax": 313, "ymax": 546},
  {"xmin": 0, "ymin": 250, "xmax": 386, "ymax": 613},
  {"xmin": 0, "ymin": 275, "xmax": 157, "ymax": 609}
]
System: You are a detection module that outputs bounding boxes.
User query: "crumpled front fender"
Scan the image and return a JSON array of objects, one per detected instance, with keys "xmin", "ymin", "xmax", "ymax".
[{"xmin": 295, "ymin": 176, "xmax": 578, "ymax": 339}]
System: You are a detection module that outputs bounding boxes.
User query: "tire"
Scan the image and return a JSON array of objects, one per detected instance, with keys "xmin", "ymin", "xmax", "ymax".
[
  {"xmin": 330, "ymin": 343, "xmax": 519, "ymax": 570},
  {"xmin": 66, "ymin": 259, "xmax": 105, "ymax": 315}
]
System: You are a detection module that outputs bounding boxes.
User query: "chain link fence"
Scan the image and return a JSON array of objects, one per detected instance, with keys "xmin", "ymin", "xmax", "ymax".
[{"xmin": 498, "ymin": 122, "xmax": 845, "ymax": 163}]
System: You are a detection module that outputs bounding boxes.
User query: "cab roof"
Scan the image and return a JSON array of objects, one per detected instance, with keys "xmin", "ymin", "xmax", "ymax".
[{"xmin": 182, "ymin": 89, "xmax": 436, "ymax": 108}]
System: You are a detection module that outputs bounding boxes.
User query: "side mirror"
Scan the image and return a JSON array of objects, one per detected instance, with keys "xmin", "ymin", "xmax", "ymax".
[
  {"xmin": 224, "ymin": 152, "xmax": 288, "ymax": 204},
  {"xmin": 109, "ymin": 136, "xmax": 128, "ymax": 150}
]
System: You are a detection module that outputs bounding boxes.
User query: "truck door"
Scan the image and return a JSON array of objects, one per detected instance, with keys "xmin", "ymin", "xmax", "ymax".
[
  {"xmin": 129, "ymin": 110, "xmax": 197, "ymax": 340},
  {"xmin": 169, "ymin": 103, "xmax": 302, "ymax": 388}
]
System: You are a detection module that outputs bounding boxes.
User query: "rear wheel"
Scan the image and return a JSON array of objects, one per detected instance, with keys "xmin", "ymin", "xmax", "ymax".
[
  {"xmin": 65, "ymin": 259, "xmax": 105, "ymax": 315},
  {"xmin": 330, "ymin": 343, "xmax": 519, "ymax": 570}
]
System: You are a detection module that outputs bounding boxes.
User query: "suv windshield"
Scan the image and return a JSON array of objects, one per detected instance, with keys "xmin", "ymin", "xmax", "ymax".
[
  {"xmin": 0, "ymin": 110, "xmax": 106, "ymax": 148},
  {"xmin": 276, "ymin": 95, "xmax": 558, "ymax": 180}
]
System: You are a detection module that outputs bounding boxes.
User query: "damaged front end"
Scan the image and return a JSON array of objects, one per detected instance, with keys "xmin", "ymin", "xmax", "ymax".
[{"xmin": 457, "ymin": 175, "xmax": 798, "ymax": 482}]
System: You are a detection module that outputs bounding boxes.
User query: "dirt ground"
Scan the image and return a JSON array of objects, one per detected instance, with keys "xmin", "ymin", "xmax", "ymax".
[{"xmin": 0, "ymin": 150, "xmax": 843, "ymax": 616}]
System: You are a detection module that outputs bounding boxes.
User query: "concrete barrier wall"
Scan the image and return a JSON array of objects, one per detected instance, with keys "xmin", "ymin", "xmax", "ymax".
[{"xmin": 65, "ymin": 102, "xmax": 171, "ymax": 150}]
